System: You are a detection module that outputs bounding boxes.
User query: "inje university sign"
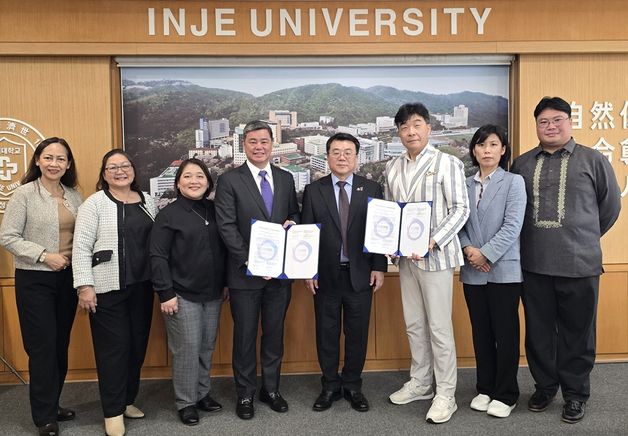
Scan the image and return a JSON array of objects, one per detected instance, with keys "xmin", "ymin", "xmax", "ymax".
[{"xmin": 147, "ymin": 6, "xmax": 492, "ymax": 38}]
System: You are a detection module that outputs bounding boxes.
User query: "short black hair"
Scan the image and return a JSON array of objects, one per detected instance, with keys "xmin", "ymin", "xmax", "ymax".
[
  {"xmin": 326, "ymin": 132, "xmax": 360, "ymax": 154},
  {"xmin": 394, "ymin": 103, "xmax": 431, "ymax": 127},
  {"xmin": 243, "ymin": 120, "xmax": 273, "ymax": 142},
  {"xmin": 534, "ymin": 96, "xmax": 571, "ymax": 119},
  {"xmin": 22, "ymin": 137, "xmax": 78, "ymax": 188},
  {"xmin": 468, "ymin": 124, "xmax": 511, "ymax": 170},
  {"xmin": 96, "ymin": 149, "xmax": 140, "ymax": 192},
  {"xmin": 174, "ymin": 158, "xmax": 214, "ymax": 198}
]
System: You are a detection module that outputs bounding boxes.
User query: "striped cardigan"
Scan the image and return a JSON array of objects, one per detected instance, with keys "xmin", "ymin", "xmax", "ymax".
[{"xmin": 385, "ymin": 145, "xmax": 470, "ymax": 271}]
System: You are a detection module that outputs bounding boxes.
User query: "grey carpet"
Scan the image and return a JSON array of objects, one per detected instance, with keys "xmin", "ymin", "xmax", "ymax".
[{"xmin": 1, "ymin": 363, "xmax": 626, "ymax": 435}]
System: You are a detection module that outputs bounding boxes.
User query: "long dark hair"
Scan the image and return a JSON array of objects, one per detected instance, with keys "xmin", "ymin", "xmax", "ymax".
[
  {"xmin": 21, "ymin": 137, "xmax": 78, "ymax": 188},
  {"xmin": 96, "ymin": 149, "xmax": 140, "ymax": 192},
  {"xmin": 174, "ymin": 158, "xmax": 214, "ymax": 198}
]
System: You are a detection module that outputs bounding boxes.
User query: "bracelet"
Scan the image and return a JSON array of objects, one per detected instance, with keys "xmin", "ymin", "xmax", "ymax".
[{"xmin": 38, "ymin": 251, "xmax": 47, "ymax": 263}]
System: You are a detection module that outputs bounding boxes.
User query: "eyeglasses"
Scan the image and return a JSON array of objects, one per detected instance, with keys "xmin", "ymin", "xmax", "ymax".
[
  {"xmin": 105, "ymin": 163, "xmax": 133, "ymax": 173},
  {"xmin": 328, "ymin": 149, "xmax": 356, "ymax": 158},
  {"xmin": 536, "ymin": 117, "xmax": 569, "ymax": 129}
]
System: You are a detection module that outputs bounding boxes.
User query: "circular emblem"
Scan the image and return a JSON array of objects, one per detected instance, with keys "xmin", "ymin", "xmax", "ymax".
[
  {"xmin": 374, "ymin": 217, "xmax": 394, "ymax": 238},
  {"xmin": 406, "ymin": 218, "xmax": 425, "ymax": 241},
  {"xmin": 0, "ymin": 118, "xmax": 45, "ymax": 214},
  {"xmin": 292, "ymin": 241, "xmax": 312, "ymax": 262},
  {"xmin": 257, "ymin": 239, "xmax": 278, "ymax": 261}
]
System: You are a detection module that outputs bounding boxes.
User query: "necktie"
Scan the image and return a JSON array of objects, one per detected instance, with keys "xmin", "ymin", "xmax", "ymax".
[
  {"xmin": 337, "ymin": 181, "xmax": 350, "ymax": 260},
  {"xmin": 259, "ymin": 170, "xmax": 273, "ymax": 216}
]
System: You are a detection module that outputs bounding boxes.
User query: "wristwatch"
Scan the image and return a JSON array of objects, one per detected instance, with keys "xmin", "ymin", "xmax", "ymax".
[{"xmin": 38, "ymin": 250, "xmax": 47, "ymax": 263}]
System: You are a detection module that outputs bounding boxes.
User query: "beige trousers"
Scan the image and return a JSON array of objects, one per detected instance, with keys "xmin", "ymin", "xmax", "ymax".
[{"xmin": 398, "ymin": 258, "xmax": 457, "ymax": 397}]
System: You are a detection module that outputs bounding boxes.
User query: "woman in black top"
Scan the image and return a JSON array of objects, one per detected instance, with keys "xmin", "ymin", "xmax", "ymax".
[
  {"xmin": 73, "ymin": 149, "xmax": 156, "ymax": 436},
  {"xmin": 150, "ymin": 158, "xmax": 227, "ymax": 426}
]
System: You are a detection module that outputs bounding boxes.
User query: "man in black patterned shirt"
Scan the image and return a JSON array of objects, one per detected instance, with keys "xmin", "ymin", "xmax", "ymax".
[{"xmin": 511, "ymin": 96, "xmax": 621, "ymax": 424}]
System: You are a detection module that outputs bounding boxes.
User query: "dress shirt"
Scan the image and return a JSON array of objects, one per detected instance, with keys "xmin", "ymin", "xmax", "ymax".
[
  {"xmin": 331, "ymin": 173, "xmax": 353, "ymax": 262},
  {"xmin": 473, "ymin": 168, "xmax": 497, "ymax": 207},
  {"xmin": 246, "ymin": 160, "xmax": 274, "ymax": 194}
]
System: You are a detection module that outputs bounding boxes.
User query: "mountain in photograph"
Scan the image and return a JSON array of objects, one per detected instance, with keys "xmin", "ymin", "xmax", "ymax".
[{"xmin": 122, "ymin": 79, "xmax": 508, "ymax": 188}]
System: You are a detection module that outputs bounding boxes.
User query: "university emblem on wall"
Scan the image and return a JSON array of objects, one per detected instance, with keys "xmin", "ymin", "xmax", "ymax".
[{"xmin": 0, "ymin": 118, "xmax": 45, "ymax": 213}]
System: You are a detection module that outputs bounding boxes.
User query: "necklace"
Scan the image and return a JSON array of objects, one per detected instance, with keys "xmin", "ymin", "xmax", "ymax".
[
  {"xmin": 191, "ymin": 205, "xmax": 209, "ymax": 226},
  {"xmin": 110, "ymin": 188, "xmax": 132, "ymax": 204}
]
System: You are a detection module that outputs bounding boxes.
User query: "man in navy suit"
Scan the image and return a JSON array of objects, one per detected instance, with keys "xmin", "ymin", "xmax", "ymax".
[
  {"xmin": 301, "ymin": 133, "xmax": 386, "ymax": 412},
  {"xmin": 215, "ymin": 120, "xmax": 299, "ymax": 420}
]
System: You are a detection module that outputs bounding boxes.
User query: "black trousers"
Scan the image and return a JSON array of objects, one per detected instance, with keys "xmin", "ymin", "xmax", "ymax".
[
  {"xmin": 89, "ymin": 281, "xmax": 153, "ymax": 417},
  {"xmin": 229, "ymin": 281, "xmax": 291, "ymax": 399},
  {"xmin": 314, "ymin": 269, "xmax": 372, "ymax": 392},
  {"xmin": 14, "ymin": 268, "xmax": 77, "ymax": 427},
  {"xmin": 463, "ymin": 282, "xmax": 521, "ymax": 405},
  {"xmin": 521, "ymin": 271, "xmax": 599, "ymax": 402}
]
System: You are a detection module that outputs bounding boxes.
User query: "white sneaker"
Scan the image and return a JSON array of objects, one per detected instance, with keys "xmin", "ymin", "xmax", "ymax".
[
  {"xmin": 389, "ymin": 379, "xmax": 434, "ymax": 405},
  {"xmin": 487, "ymin": 399, "xmax": 516, "ymax": 418},
  {"xmin": 426, "ymin": 395, "xmax": 457, "ymax": 424},
  {"xmin": 470, "ymin": 394, "xmax": 491, "ymax": 411}
]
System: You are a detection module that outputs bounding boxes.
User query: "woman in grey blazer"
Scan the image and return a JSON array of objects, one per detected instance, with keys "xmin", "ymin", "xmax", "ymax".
[
  {"xmin": 458, "ymin": 125, "xmax": 526, "ymax": 419},
  {"xmin": 0, "ymin": 137, "xmax": 82, "ymax": 436}
]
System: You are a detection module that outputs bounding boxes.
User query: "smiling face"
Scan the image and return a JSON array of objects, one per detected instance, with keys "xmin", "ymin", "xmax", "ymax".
[
  {"xmin": 472, "ymin": 133, "xmax": 505, "ymax": 173},
  {"xmin": 398, "ymin": 114, "xmax": 432, "ymax": 158},
  {"xmin": 536, "ymin": 108, "xmax": 573, "ymax": 151},
  {"xmin": 244, "ymin": 128, "xmax": 273, "ymax": 169},
  {"xmin": 36, "ymin": 142, "xmax": 70, "ymax": 184},
  {"xmin": 177, "ymin": 163, "xmax": 209, "ymax": 200},
  {"xmin": 102, "ymin": 152, "xmax": 135, "ymax": 191}
]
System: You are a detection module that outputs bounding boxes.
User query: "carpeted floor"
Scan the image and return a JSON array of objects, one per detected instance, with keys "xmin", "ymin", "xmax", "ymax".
[{"xmin": 1, "ymin": 363, "xmax": 626, "ymax": 435}]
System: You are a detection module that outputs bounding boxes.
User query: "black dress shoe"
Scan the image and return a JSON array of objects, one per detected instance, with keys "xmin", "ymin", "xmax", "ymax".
[
  {"xmin": 313, "ymin": 390, "xmax": 342, "ymax": 411},
  {"xmin": 236, "ymin": 397, "xmax": 254, "ymax": 420},
  {"xmin": 259, "ymin": 389, "xmax": 289, "ymax": 413},
  {"xmin": 197, "ymin": 394, "xmax": 222, "ymax": 412},
  {"xmin": 343, "ymin": 390, "xmax": 370, "ymax": 412},
  {"xmin": 38, "ymin": 422, "xmax": 59, "ymax": 436},
  {"xmin": 178, "ymin": 405, "xmax": 199, "ymax": 426},
  {"xmin": 562, "ymin": 400, "xmax": 586, "ymax": 423},
  {"xmin": 527, "ymin": 390, "xmax": 556, "ymax": 412},
  {"xmin": 57, "ymin": 406, "xmax": 76, "ymax": 422}
]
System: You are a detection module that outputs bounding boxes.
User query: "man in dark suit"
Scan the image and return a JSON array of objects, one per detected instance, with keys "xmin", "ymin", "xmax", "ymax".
[
  {"xmin": 215, "ymin": 120, "xmax": 299, "ymax": 420},
  {"xmin": 301, "ymin": 132, "xmax": 387, "ymax": 412}
]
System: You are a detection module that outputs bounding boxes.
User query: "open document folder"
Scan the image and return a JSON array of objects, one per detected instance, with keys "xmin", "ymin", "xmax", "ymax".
[
  {"xmin": 363, "ymin": 198, "xmax": 432, "ymax": 257},
  {"xmin": 247, "ymin": 220, "xmax": 320, "ymax": 279}
]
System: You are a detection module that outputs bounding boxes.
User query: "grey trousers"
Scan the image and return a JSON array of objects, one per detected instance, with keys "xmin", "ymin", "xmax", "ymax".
[{"xmin": 163, "ymin": 295, "xmax": 222, "ymax": 410}]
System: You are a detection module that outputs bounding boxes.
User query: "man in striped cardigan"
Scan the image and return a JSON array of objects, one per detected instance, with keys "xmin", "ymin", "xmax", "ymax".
[{"xmin": 385, "ymin": 103, "xmax": 469, "ymax": 424}]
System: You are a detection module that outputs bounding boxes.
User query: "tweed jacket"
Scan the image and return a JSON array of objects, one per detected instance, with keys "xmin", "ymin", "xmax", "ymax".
[
  {"xmin": 458, "ymin": 168, "xmax": 526, "ymax": 285},
  {"xmin": 0, "ymin": 179, "xmax": 83, "ymax": 271},
  {"xmin": 385, "ymin": 145, "xmax": 470, "ymax": 271},
  {"xmin": 72, "ymin": 189, "xmax": 157, "ymax": 294}
]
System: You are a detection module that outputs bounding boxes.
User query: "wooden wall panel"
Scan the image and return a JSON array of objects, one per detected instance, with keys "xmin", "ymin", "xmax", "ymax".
[
  {"xmin": 2, "ymin": 1, "xmax": 628, "ymax": 55},
  {"xmin": 597, "ymin": 272, "xmax": 628, "ymax": 355}
]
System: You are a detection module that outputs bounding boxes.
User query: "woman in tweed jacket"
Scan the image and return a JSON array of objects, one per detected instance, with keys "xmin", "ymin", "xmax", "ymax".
[
  {"xmin": 72, "ymin": 149, "xmax": 156, "ymax": 436},
  {"xmin": 0, "ymin": 137, "xmax": 83, "ymax": 436}
]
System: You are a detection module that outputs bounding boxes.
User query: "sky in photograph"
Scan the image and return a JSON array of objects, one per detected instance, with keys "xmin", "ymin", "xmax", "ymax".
[{"xmin": 122, "ymin": 65, "xmax": 509, "ymax": 98}]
